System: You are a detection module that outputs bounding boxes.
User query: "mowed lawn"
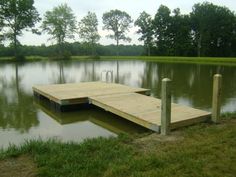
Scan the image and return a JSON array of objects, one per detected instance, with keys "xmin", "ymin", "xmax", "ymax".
[{"xmin": 0, "ymin": 117, "xmax": 236, "ymax": 177}]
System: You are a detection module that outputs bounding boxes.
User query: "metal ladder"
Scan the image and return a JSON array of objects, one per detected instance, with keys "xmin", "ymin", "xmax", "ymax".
[{"xmin": 101, "ymin": 70, "xmax": 113, "ymax": 83}]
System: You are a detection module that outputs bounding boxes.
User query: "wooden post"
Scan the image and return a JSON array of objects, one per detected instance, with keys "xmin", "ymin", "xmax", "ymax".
[
  {"xmin": 161, "ymin": 78, "xmax": 171, "ymax": 135},
  {"xmin": 212, "ymin": 74, "xmax": 222, "ymax": 123}
]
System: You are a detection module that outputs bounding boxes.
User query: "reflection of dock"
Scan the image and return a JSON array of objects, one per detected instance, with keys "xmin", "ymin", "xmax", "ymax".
[
  {"xmin": 33, "ymin": 82, "xmax": 210, "ymax": 132},
  {"xmin": 34, "ymin": 100, "xmax": 87, "ymax": 124},
  {"xmin": 34, "ymin": 100, "xmax": 146, "ymax": 134}
]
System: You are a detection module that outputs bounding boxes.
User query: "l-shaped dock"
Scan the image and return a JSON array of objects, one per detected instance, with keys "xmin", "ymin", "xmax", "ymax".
[{"xmin": 33, "ymin": 82, "xmax": 211, "ymax": 132}]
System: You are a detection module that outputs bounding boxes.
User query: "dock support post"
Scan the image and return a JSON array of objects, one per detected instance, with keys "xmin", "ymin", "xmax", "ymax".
[
  {"xmin": 212, "ymin": 74, "xmax": 222, "ymax": 123},
  {"xmin": 161, "ymin": 78, "xmax": 171, "ymax": 135}
]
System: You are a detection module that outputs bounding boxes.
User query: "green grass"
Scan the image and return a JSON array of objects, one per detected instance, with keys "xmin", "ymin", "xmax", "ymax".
[
  {"xmin": 1, "ymin": 56, "xmax": 236, "ymax": 66},
  {"xmin": 1, "ymin": 117, "xmax": 236, "ymax": 177},
  {"xmin": 72, "ymin": 56, "xmax": 236, "ymax": 65},
  {"xmin": 98, "ymin": 56, "xmax": 236, "ymax": 66}
]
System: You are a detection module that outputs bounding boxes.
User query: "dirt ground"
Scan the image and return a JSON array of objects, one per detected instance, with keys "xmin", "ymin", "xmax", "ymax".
[
  {"xmin": 133, "ymin": 131, "xmax": 184, "ymax": 153},
  {"xmin": 0, "ymin": 155, "xmax": 37, "ymax": 177}
]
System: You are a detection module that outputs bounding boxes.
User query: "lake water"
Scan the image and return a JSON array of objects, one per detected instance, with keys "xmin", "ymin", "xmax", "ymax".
[{"xmin": 1, "ymin": 60, "xmax": 236, "ymax": 148}]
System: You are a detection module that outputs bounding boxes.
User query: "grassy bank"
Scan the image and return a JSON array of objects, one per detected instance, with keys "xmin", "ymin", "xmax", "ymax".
[
  {"xmin": 1, "ymin": 56, "xmax": 236, "ymax": 66},
  {"xmin": 1, "ymin": 117, "xmax": 236, "ymax": 177},
  {"xmin": 98, "ymin": 56, "xmax": 236, "ymax": 65},
  {"xmin": 73, "ymin": 56, "xmax": 236, "ymax": 66}
]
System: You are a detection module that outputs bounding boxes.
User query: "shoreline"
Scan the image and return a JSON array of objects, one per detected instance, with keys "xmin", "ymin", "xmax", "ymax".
[
  {"xmin": 1, "ymin": 56, "xmax": 236, "ymax": 66},
  {"xmin": 1, "ymin": 116, "xmax": 236, "ymax": 177}
]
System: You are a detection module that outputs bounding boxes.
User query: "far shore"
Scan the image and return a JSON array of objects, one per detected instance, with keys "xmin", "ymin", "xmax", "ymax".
[{"xmin": 1, "ymin": 56, "xmax": 236, "ymax": 66}]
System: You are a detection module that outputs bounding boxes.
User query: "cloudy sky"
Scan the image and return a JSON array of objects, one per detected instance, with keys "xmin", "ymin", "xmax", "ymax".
[{"xmin": 18, "ymin": 0, "xmax": 236, "ymax": 46}]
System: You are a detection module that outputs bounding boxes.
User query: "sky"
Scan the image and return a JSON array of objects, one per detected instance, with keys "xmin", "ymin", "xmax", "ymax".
[{"xmin": 16, "ymin": 0, "xmax": 236, "ymax": 46}]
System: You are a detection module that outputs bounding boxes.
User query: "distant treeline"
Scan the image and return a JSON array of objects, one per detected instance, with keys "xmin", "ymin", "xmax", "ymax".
[
  {"xmin": 0, "ymin": 43, "xmax": 144, "ymax": 57},
  {"xmin": 138, "ymin": 3, "xmax": 236, "ymax": 57},
  {"xmin": 1, "ymin": 1, "xmax": 236, "ymax": 58}
]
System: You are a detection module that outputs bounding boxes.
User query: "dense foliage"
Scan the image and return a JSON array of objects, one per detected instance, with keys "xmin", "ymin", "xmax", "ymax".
[
  {"xmin": 41, "ymin": 3, "xmax": 77, "ymax": 58},
  {"xmin": 0, "ymin": 17, "xmax": 3, "ymax": 43},
  {"xmin": 0, "ymin": 0, "xmax": 40, "ymax": 59},
  {"xmin": 78, "ymin": 12, "xmax": 100, "ymax": 56},
  {"xmin": 135, "ymin": 11, "xmax": 153, "ymax": 56},
  {"xmin": 135, "ymin": 2, "xmax": 236, "ymax": 57},
  {"xmin": 190, "ymin": 2, "xmax": 236, "ymax": 57},
  {"xmin": 102, "ymin": 9, "xmax": 133, "ymax": 55},
  {"xmin": 0, "ymin": 42, "xmax": 145, "ymax": 57},
  {"xmin": 0, "ymin": 1, "xmax": 236, "ymax": 58}
]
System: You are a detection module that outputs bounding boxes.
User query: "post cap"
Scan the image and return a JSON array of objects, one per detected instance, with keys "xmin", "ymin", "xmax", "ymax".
[
  {"xmin": 162, "ymin": 78, "xmax": 171, "ymax": 82},
  {"xmin": 214, "ymin": 74, "xmax": 222, "ymax": 78}
]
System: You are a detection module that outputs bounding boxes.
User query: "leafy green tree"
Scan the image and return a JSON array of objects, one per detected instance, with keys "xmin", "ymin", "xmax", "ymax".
[
  {"xmin": 190, "ymin": 2, "xmax": 236, "ymax": 57},
  {"xmin": 135, "ymin": 11, "xmax": 154, "ymax": 56},
  {"xmin": 102, "ymin": 9, "xmax": 133, "ymax": 55},
  {"xmin": 153, "ymin": 5, "xmax": 172, "ymax": 55},
  {"xmin": 0, "ymin": 0, "xmax": 40, "ymax": 59},
  {"xmin": 0, "ymin": 18, "xmax": 3, "ymax": 43},
  {"xmin": 78, "ymin": 11, "xmax": 100, "ymax": 56},
  {"xmin": 41, "ymin": 3, "xmax": 77, "ymax": 58},
  {"xmin": 170, "ymin": 8, "xmax": 193, "ymax": 56}
]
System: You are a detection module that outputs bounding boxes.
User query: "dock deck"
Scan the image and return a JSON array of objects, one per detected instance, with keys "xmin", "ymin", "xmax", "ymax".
[
  {"xmin": 90, "ymin": 93, "xmax": 210, "ymax": 132},
  {"xmin": 33, "ymin": 82, "xmax": 149, "ymax": 105},
  {"xmin": 33, "ymin": 82, "xmax": 211, "ymax": 132}
]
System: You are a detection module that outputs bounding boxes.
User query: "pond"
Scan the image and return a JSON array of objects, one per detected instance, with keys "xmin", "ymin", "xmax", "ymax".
[{"xmin": 0, "ymin": 60, "xmax": 236, "ymax": 148}]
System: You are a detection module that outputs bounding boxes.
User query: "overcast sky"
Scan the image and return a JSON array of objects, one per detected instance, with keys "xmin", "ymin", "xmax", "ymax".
[{"xmin": 17, "ymin": 0, "xmax": 236, "ymax": 46}]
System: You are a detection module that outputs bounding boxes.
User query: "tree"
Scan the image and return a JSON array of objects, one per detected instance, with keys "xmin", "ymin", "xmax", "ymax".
[
  {"xmin": 153, "ymin": 5, "xmax": 172, "ymax": 55},
  {"xmin": 78, "ymin": 11, "xmax": 100, "ymax": 56},
  {"xmin": 0, "ymin": 17, "xmax": 3, "ymax": 43},
  {"xmin": 41, "ymin": 3, "xmax": 77, "ymax": 58},
  {"xmin": 135, "ymin": 11, "xmax": 154, "ymax": 56},
  {"xmin": 190, "ymin": 2, "xmax": 236, "ymax": 57},
  {"xmin": 169, "ymin": 8, "xmax": 193, "ymax": 56},
  {"xmin": 0, "ymin": 0, "xmax": 40, "ymax": 59},
  {"xmin": 102, "ymin": 9, "xmax": 133, "ymax": 55}
]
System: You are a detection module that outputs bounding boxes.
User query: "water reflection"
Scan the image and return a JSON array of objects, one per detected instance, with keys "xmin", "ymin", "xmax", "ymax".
[
  {"xmin": 34, "ymin": 99, "xmax": 146, "ymax": 134},
  {"xmin": 0, "ymin": 63, "xmax": 38, "ymax": 133},
  {"xmin": 0, "ymin": 60, "xmax": 236, "ymax": 148},
  {"xmin": 139, "ymin": 62, "xmax": 236, "ymax": 111}
]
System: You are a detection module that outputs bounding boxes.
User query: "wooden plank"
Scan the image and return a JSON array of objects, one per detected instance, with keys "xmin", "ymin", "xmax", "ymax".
[
  {"xmin": 89, "ymin": 93, "xmax": 211, "ymax": 132},
  {"xmin": 33, "ymin": 82, "xmax": 149, "ymax": 105}
]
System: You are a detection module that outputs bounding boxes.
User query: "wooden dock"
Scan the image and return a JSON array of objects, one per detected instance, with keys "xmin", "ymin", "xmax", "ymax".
[
  {"xmin": 33, "ymin": 82, "xmax": 211, "ymax": 132},
  {"xmin": 33, "ymin": 82, "xmax": 149, "ymax": 105}
]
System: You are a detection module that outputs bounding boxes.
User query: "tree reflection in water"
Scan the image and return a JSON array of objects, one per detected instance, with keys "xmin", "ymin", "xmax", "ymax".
[
  {"xmin": 139, "ymin": 62, "xmax": 236, "ymax": 111},
  {"xmin": 0, "ymin": 63, "xmax": 38, "ymax": 133}
]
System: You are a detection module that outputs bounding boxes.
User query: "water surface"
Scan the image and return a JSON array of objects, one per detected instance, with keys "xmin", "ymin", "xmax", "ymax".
[{"xmin": 1, "ymin": 60, "xmax": 236, "ymax": 148}]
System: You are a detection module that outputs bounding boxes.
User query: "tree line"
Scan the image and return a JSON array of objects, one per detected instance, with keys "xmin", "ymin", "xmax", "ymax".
[
  {"xmin": 136, "ymin": 3, "xmax": 236, "ymax": 57},
  {"xmin": 0, "ymin": 0, "xmax": 236, "ymax": 59},
  {"xmin": 0, "ymin": 42, "xmax": 144, "ymax": 57}
]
